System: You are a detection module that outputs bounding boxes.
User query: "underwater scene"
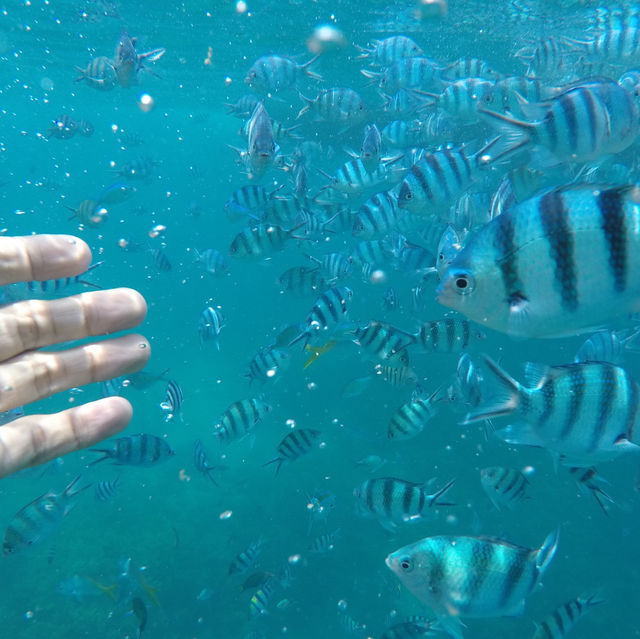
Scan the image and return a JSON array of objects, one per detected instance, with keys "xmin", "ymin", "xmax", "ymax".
[{"xmin": 3, "ymin": 0, "xmax": 640, "ymax": 637}]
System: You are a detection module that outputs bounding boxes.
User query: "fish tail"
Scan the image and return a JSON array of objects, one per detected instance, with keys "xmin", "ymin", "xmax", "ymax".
[
  {"xmin": 63, "ymin": 475, "xmax": 91, "ymax": 498},
  {"xmin": 263, "ymin": 457, "xmax": 283, "ymax": 476},
  {"xmin": 477, "ymin": 106, "xmax": 534, "ymax": 156},
  {"xmin": 289, "ymin": 330, "xmax": 310, "ymax": 349},
  {"xmin": 87, "ymin": 452, "xmax": 109, "ymax": 466},
  {"xmin": 463, "ymin": 356, "xmax": 520, "ymax": 424},
  {"xmin": 427, "ymin": 478, "xmax": 456, "ymax": 508}
]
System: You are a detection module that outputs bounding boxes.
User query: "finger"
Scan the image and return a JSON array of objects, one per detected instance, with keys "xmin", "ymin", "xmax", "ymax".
[
  {"xmin": 0, "ymin": 288, "xmax": 147, "ymax": 360},
  {"xmin": 0, "ymin": 396, "xmax": 132, "ymax": 479},
  {"xmin": 0, "ymin": 235, "xmax": 91, "ymax": 286},
  {"xmin": 0, "ymin": 333, "xmax": 150, "ymax": 412}
]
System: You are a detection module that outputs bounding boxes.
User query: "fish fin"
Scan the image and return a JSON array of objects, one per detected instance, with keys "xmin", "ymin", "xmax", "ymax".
[
  {"xmin": 87, "ymin": 448, "xmax": 110, "ymax": 467},
  {"xmin": 463, "ymin": 356, "xmax": 520, "ymax": 423},
  {"xmin": 522, "ymin": 361, "xmax": 551, "ymax": 388},
  {"xmin": 495, "ymin": 422, "xmax": 544, "ymax": 447},
  {"xmin": 535, "ymin": 529, "xmax": 559, "ymax": 573},
  {"xmin": 289, "ymin": 330, "xmax": 311, "ymax": 349},
  {"xmin": 378, "ymin": 518, "xmax": 398, "ymax": 534},
  {"xmin": 263, "ymin": 457, "xmax": 283, "ymax": 476},
  {"xmin": 477, "ymin": 106, "xmax": 533, "ymax": 149},
  {"xmin": 426, "ymin": 478, "xmax": 456, "ymax": 508}
]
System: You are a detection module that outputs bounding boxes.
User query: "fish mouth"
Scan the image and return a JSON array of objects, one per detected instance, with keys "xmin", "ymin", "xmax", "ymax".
[{"xmin": 384, "ymin": 555, "xmax": 393, "ymax": 569}]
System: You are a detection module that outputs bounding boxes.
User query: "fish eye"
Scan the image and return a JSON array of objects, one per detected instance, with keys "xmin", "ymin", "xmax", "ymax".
[
  {"xmin": 399, "ymin": 557, "xmax": 413, "ymax": 572},
  {"xmin": 452, "ymin": 270, "xmax": 475, "ymax": 295}
]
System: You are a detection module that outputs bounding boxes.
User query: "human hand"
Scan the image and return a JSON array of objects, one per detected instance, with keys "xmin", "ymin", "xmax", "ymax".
[{"xmin": 0, "ymin": 234, "xmax": 149, "ymax": 478}]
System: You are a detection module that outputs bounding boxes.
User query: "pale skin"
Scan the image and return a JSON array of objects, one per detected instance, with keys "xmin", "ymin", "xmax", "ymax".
[{"xmin": 0, "ymin": 234, "xmax": 150, "ymax": 479}]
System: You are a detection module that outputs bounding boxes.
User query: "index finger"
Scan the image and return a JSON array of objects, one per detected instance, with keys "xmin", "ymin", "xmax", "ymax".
[{"xmin": 0, "ymin": 235, "xmax": 92, "ymax": 286}]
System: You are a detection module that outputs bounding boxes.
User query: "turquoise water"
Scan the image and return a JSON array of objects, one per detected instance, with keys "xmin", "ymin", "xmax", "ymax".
[{"xmin": 1, "ymin": 1, "xmax": 640, "ymax": 638}]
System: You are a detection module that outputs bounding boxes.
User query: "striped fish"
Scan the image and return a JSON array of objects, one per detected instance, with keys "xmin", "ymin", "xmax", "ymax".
[
  {"xmin": 244, "ymin": 346, "xmax": 290, "ymax": 385},
  {"xmin": 397, "ymin": 138, "xmax": 503, "ymax": 218},
  {"xmin": 89, "ymin": 434, "xmax": 175, "ymax": 466},
  {"xmin": 278, "ymin": 266, "xmax": 328, "ymax": 296},
  {"xmin": 290, "ymin": 286, "xmax": 353, "ymax": 348},
  {"xmin": 160, "ymin": 380, "xmax": 183, "ymax": 420},
  {"xmin": 245, "ymin": 54, "xmax": 321, "ymax": 93},
  {"xmin": 4, "ymin": 476, "xmax": 90, "ymax": 555},
  {"xmin": 386, "ymin": 530, "xmax": 559, "ymax": 639},
  {"xmin": 352, "ymin": 321, "xmax": 416, "ymax": 362},
  {"xmin": 414, "ymin": 318, "xmax": 485, "ymax": 353},
  {"xmin": 95, "ymin": 477, "xmax": 121, "ymax": 502},
  {"xmin": 150, "ymin": 248, "xmax": 172, "ymax": 272},
  {"xmin": 306, "ymin": 252, "xmax": 353, "ymax": 281},
  {"xmin": 441, "ymin": 57, "xmax": 498, "ymax": 81},
  {"xmin": 264, "ymin": 429, "xmax": 322, "ymax": 475},
  {"xmin": 229, "ymin": 538, "xmax": 266, "ymax": 575},
  {"xmin": 366, "ymin": 57, "xmax": 440, "ymax": 92},
  {"xmin": 26, "ymin": 261, "xmax": 103, "ymax": 295},
  {"xmin": 198, "ymin": 306, "xmax": 225, "ymax": 348},
  {"xmin": 353, "ymin": 190, "xmax": 400, "ymax": 239},
  {"xmin": 532, "ymin": 594, "xmax": 603, "ymax": 639},
  {"xmin": 297, "ymin": 87, "xmax": 366, "ymax": 126},
  {"xmin": 213, "ymin": 397, "xmax": 272, "ymax": 445},
  {"xmin": 354, "ymin": 477, "xmax": 455, "ymax": 530},
  {"xmin": 248, "ymin": 577, "xmax": 278, "ymax": 618},
  {"xmin": 437, "ymin": 184, "xmax": 640, "ymax": 338},
  {"xmin": 356, "ymin": 36, "xmax": 423, "ymax": 66},
  {"xmin": 388, "ymin": 389, "xmax": 441, "ymax": 440},
  {"xmin": 573, "ymin": 327, "xmax": 640, "ymax": 364},
  {"xmin": 479, "ymin": 79, "xmax": 639, "ymax": 162},
  {"xmin": 359, "ymin": 123, "xmax": 383, "ymax": 172},
  {"xmin": 308, "ymin": 529, "xmax": 341, "ymax": 554},
  {"xmin": 229, "ymin": 223, "xmax": 305, "ymax": 258},
  {"xmin": 465, "ymin": 356, "xmax": 640, "ymax": 467},
  {"xmin": 320, "ymin": 158, "xmax": 394, "ymax": 199},
  {"xmin": 427, "ymin": 77, "xmax": 495, "ymax": 122},
  {"xmin": 74, "ymin": 55, "xmax": 117, "ymax": 90},
  {"xmin": 480, "ymin": 467, "xmax": 528, "ymax": 510},
  {"xmin": 194, "ymin": 248, "xmax": 228, "ymax": 276},
  {"xmin": 193, "ymin": 439, "xmax": 219, "ymax": 484}
]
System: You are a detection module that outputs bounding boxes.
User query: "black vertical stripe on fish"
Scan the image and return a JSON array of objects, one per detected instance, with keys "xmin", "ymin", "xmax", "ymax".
[
  {"xmin": 444, "ymin": 148, "xmax": 463, "ymax": 186},
  {"xmin": 565, "ymin": 601, "xmax": 576, "ymax": 620},
  {"xmin": 560, "ymin": 367, "xmax": 585, "ymax": 440},
  {"xmin": 462, "ymin": 320, "xmax": 470, "ymax": 348},
  {"xmin": 402, "ymin": 483, "xmax": 414, "ymax": 516},
  {"xmin": 589, "ymin": 364, "xmax": 616, "ymax": 453},
  {"xmin": 553, "ymin": 609, "xmax": 565, "ymax": 634},
  {"xmin": 383, "ymin": 479, "xmax": 394, "ymax": 515},
  {"xmin": 539, "ymin": 190, "xmax": 578, "ymax": 312},
  {"xmin": 467, "ymin": 538, "xmax": 494, "ymax": 601},
  {"xmin": 579, "ymin": 89, "xmax": 598, "ymax": 154},
  {"xmin": 425, "ymin": 154, "xmax": 449, "ymax": 198},
  {"xmin": 365, "ymin": 479, "xmax": 375, "ymax": 512},
  {"xmin": 446, "ymin": 318, "xmax": 455, "ymax": 350},
  {"xmin": 542, "ymin": 108, "xmax": 557, "ymax": 148},
  {"xmin": 498, "ymin": 549, "xmax": 528, "ymax": 608},
  {"xmin": 538, "ymin": 620, "xmax": 554, "ymax": 639},
  {"xmin": 597, "ymin": 187, "xmax": 627, "ymax": 293},
  {"xmin": 538, "ymin": 376, "xmax": 555, "ymax": 426},
  {"xmin": 413, "ymin": 164, "xmax": 434, "ymax": 202},
  {"xmin": 624, "ymin": 373, "xmax": 639, "ymax": 442},
  {"xmin": 494, "ymin": 211, "xmax": 522, "ymax": 303},
  {"xmin": 430, "ymin": 322, "xmax": 439, "ymax": 350},
  {"xmin": 558, "ymin": 92, "xmax": 578, "ymax": 153}
]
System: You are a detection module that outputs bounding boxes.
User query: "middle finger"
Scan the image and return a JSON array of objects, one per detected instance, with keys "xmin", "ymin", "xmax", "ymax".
[{"xmin": 0, "ymin": 288, "xmax": 147, "ymax": 361}]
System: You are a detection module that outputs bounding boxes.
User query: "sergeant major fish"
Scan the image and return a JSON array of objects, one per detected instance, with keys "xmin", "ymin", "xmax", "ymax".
[
  {"xmin": 386, "ymin": 530, "xmax": 559, "ymax": 639},
  {"xmin": 4, "ymin": 475, "xmax": 89, "ymax": 555},
  {"xmin": 465, "ymin": 356, "xmax": 640, "ymax": 467},
  {"xmin": 437, "ymin": 184, "xmax": 640, "ymax": 338},
  {"xmin": 89, "ymin": 434, "xmax": 175, "ymax": 466},
  {"xmin": 354, "ymin": 477, "xmax": 455, "ymax": 531}
]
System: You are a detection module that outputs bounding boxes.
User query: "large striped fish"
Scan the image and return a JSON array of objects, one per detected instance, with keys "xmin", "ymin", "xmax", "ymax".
[
  {"xmin": 479, "ymin": 79, "xmax": 639, "ymax": 162},
  {"xmin": 386, "ymin": 530, "xmax": 559, "ymax": 639},
  {"xmin": 465, "ymin": 356, "xmax": 640, "ymax": 467},
  {"xmin": 437, "ymin": 184, "xmax": 640, "ymax": 338}
]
